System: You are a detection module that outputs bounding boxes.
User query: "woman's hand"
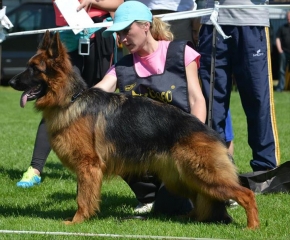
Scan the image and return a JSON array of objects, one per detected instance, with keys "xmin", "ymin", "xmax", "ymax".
[
  {"xmin": 77, "ymin": 0, "xmax": 98, "ymax": 11},
  {"xmin": 77, "ymin": 0, "xmax": 123, "ymax": 12}
]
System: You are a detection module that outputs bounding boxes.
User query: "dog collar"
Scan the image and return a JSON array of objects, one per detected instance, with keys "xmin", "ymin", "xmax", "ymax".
[{"xmin": 71, "ymin": 90, "xmax": 84, "ymax": 103}]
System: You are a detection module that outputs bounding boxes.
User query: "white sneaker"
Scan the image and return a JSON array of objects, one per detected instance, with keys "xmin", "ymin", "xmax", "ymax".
[
  {"xmin": 227, "ymin": 199, "xmax": 239, "ymax": 208},
  {"xmin": 134, "ymin": 202, "xmax": 154, "ymax": 214}
]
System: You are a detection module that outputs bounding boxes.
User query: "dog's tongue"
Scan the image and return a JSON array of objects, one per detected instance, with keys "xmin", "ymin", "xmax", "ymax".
[{"xmin": 20, "ymin": 92, "xmax": 28, "ymax": 108}]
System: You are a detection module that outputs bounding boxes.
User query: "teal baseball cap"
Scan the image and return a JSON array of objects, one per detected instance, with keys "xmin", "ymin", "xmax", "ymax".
[{"xmin": 102, "ymin": 1, "xmax": 153, "ymax": 38}]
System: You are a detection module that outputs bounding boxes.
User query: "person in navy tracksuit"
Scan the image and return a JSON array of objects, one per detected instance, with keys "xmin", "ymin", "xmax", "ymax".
[{"xmin": 198, "ymin": 0, "xmax": 280, "ymax": 172}]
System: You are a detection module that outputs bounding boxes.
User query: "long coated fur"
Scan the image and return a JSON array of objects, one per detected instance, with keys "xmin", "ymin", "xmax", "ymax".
[{"xmin": 9, "ymin": 31, "xmax": 259, "ymax": 229}]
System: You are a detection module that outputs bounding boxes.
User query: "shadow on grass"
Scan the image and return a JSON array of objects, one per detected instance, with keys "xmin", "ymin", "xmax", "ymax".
[
  {"xmin": 0, "ymin": 191, "xmax": 134, "ymax": 220},
  {"xmin": 0, "ymin": 165, "xmax": 242, "ymax": 227},
  {"xmin": 0, "ymin": 189, "xmax": 242, "ymax": 228},
  {"xmin": 42, "ymin": 162, "xmax": 75, "ymax": 181},
  {"xmin": 1, "ymin": 162, "xmax": 75, "ymax": 181}
]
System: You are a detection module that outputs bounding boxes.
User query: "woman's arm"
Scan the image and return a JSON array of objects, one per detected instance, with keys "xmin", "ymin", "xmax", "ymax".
[
  {"xmin": 94, "ymin": 74, "xmax": 118, "ymax": 93},
  {"xmin": 185, "ymin": 61, "xmax": 206, "ymax": 123},
  {"xmin": 91, "ymin": 0, "xmax": 123, "ymax": 12},
  {"xmin": 78, "ymin": 0, "xmax": 123, "ymax": 12}
]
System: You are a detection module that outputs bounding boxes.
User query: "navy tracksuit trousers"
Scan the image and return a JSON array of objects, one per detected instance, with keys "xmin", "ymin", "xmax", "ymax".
[{"xmin": 198, "ymin": 25, "xmax": 280, "ymax": 171}]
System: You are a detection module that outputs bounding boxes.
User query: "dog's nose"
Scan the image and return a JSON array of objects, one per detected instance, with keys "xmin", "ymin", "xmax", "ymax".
[{"xmin": 8, "ymin": 78, "xmax": 16, "ymax": 87}]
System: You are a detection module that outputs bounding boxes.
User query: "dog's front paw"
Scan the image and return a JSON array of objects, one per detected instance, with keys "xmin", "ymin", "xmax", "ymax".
[{"xmin": 63, "ymin": 217, "xmax": 74, "ymax": 225}]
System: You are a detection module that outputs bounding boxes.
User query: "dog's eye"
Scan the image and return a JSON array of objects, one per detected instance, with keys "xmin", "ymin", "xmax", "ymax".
[{"xmin": 30, "ymin": 65, "xmax": 42, "ymax": 75}]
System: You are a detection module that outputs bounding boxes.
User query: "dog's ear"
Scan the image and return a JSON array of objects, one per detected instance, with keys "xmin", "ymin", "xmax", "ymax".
[
  {"xmin": 50, "ymin": 32, "xmax": 67, "ymax": 59},
  {"xmin": 39, "ymin": 30, "xmax": 51, "ymax": 50}
]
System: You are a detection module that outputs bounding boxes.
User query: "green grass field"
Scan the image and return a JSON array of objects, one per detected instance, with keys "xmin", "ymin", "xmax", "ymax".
[{"xmin": 0, "ymin": 86, "xmax": 289, "ymax": 240}]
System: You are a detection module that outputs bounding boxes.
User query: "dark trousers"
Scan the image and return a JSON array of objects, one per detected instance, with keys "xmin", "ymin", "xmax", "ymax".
[
  {"xmin": 123, "ymin": 173, "xmax": 162, "ymax": 204},
  {"xmin": 198, "ymin": 25, "xmax": 280, "ymax": 171},
  {"xmin": 276, "ymin": 52, "xmax": 290, "ymax": 91}
]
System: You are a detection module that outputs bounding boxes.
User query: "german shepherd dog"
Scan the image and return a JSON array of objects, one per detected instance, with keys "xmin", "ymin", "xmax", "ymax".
[{"xmin": 9, "ymin": 31, "xmax": 259, "ymax": 229}]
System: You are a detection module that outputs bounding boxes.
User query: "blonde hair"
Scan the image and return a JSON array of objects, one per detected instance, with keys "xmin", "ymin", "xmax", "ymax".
[{"xmin": 136, "ymin": 17, "xmax": 174, "ymax": 41}]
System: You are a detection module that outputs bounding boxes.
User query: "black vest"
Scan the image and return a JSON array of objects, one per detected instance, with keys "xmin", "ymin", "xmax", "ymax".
[{"xmin": 115, "ymin": 41, "xmax": 194, "ymax": 113}]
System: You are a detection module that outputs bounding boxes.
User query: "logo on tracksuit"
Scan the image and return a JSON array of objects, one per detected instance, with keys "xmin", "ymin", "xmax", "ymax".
[{"xmin": 253, "ymin": 49, "xmax": 264, "ymax": 57}]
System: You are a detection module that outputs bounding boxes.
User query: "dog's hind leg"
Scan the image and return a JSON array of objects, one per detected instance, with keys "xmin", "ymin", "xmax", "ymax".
[
  {"xmin": 226, "ymin": 185, "xmax": 259, "ymax": 229},
  {"xmin": 64, "ymin": 164, "xmax": 103, "ymax": 224},
  {"xmin": 184, "ymin": 185, "xmax": 259, "ymax": 229},
  {"xmin": 171, "ymin": 144, "xmax": 259, "ymax": 228},
  {"xmin": 208, "ymin": 185, "xmax": 259, "ymax": 229},
  {"xmin": 187, "ymin": 183, "xmax": 259, "ymax": 229}
]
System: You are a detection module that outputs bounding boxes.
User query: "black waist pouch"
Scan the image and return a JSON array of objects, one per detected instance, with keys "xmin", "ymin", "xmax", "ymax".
[{"xmin": 239, "ymin": 161, "xmax": 290, "ymax": 194}]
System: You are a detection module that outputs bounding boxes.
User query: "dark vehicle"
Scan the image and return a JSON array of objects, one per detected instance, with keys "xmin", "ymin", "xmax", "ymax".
[{"xmin": 1, "ymin": 2, "xmax": 55, "ymax": 85}]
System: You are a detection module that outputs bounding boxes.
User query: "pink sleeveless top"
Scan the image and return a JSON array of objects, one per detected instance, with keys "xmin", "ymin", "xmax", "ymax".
[{"xmin": 107, "ymin": 41, "xmax": 200, "ymax": 78}]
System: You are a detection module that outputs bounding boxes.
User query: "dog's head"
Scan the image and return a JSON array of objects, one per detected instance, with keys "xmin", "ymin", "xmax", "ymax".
[{"xmin": 9, "ymin": 30, "xmax": 73, "ymax": 109}]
